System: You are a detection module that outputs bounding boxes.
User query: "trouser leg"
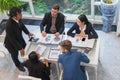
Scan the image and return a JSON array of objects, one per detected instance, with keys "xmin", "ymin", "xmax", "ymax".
[{"xmin": 8, "ymin": 49, "xmax": 20, "ymax": 68}]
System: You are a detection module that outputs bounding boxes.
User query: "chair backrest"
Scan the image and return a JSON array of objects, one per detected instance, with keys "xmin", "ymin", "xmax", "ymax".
[
  {"xmin": 59, "ymin": 70, "xmax": 63, "ymax": 80},
  {"xmin": 0, "ymin": 35, "xmax": 5, "ymax": 42},
  {"xmin": 0, "ymin": 43, "xmax": 10, "ymax": 63},
  {"xmin": 18, "ymin": 67, "xmax": 42, "ymax": 80},
  {"xmin": 0, "ymin": 50, "xmax": 6, "ymax": 58},
  {"xmin": 85, "ymin": 69, "xmax": 89, "ymax": 80},
  {"xmin": 18, "ymin": 75, "xmax": 42, "ymax": 80},
  {"xmin": 0, "ymin": 35, "xmax": 7, "ymax": 58}
]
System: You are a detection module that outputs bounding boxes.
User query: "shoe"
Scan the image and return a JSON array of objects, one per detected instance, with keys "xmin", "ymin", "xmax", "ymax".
[{"xmin": 18, "ymin": 65, "xmax": 25, "ymax": 72}]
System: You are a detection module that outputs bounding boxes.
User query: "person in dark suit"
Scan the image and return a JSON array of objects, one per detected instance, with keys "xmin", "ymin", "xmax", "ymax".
[
  {"xmin": 22, "ymin": 51, "xmax": 50, "ymax": 80},
  {"xmin": 67, "ymin": 14, "xmax": 98, "ymax": 39},
  {"xmin": 40, "ymin": 4, "xmax": 65, "ymax": 40},
  {"xmin": 4, "ymin": 7, "xmax": 33, "ymax": 72}
]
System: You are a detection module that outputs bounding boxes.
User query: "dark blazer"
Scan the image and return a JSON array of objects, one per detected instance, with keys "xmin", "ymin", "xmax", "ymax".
[
  {"xmin": 4, "ymin": 18, "xmax": 30, "ymax": 51},
  {"xmin": 67, "ymin": 22, "xmax": 98, "ymax": 39},
  {"xmin": 40, "ymin": 12, "xmax": 65, "ymax": 34},
  {"xmin": 22, "ymin": 60, "xmax": 50, "ymax": 80}
]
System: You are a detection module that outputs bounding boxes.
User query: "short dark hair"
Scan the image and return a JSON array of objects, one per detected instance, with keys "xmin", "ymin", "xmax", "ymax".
[
  {"xmin": 9, "ymin": 7, "xmax": 21, "ymax": 17},
  {"xmin": 52, "ymin": 4, "xmax": 59, "ymax": 11},
  {"xmin": 29, "ymin": 51, "xmax": 39, "ymax": 63},
  {"xmin": 78, "ymin": 14, "xmax": 89, "ymax": 24},
  {"xmin": 59, "ymin": 40, "xmax": 72, "ymax": 51}
]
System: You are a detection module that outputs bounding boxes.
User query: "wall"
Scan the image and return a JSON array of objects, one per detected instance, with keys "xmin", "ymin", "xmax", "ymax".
[{"xmin": 116, "ymin": 0, "xmax": 120, "ymax": 36}]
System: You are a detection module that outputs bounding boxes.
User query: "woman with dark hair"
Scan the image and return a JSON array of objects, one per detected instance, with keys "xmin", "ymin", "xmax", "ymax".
[
  {"xmin": 22, "ymin": 51, "xmax": 50, "ymax": 80},
  {"xmin": 67, "ymin": 14, "xmax": 98, "ymax": 39},
  {"xmin": 58, "ymin": 40, "xmax": 90, "ymax": 80}
]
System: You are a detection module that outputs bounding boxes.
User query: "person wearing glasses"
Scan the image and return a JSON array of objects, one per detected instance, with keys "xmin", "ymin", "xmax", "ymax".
[
  {"xmin": 58, "ymin": 40, "xmax": 90, "ymax": 80},
  {"xmin": 40, "ymin": 4, "xmax": 65, "ymax": 40},
  {"xmin": 67, "ymin": 14, "xmax": 98, "ymax": 40}
]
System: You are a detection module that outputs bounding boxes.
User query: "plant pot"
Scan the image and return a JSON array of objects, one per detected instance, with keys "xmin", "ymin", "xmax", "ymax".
[{"xmin": 100, "ymin": 0, "xmax": 118, "ymax": 32}]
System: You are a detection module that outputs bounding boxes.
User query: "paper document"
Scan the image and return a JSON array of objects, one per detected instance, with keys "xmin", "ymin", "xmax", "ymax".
[
  {"xmin": 35, "ymin": 44, "xmax": 47, "ymax": 55},
  {"xmin": 51, "ymin": 35, "xmax": 62, "ymax": 44},
  {"xmin": 48, "ymin": 47, "xmax": 61, "ymax": 59},
  {"xmin": 65, "ymin": 36, "xmax": 95, "ymax": 48},
  {"xmin": 40, "ymin": 34, "xmax": 62, "ymax": 44}
]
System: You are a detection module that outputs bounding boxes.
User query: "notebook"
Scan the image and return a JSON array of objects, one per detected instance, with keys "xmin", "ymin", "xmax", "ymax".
[{"xmin": 48, "ymin": 47, "xmax": 61, "ymax": 59}]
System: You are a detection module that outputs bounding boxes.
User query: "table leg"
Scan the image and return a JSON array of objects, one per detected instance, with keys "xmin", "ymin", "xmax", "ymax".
[
  {"xmin": 55, "ymin": 62, "xmax": 60, "ymax": 78},
  {"xmin": 94, "ymin": 66, "xmax": 98, "ymax": 80},
  {"xmin": 51, "ymin": 62, "xmax": 60, "ymax": 80}
]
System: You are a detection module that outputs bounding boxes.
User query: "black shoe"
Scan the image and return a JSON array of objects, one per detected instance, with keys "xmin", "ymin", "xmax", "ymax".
[{"xmin": 18, "ymin": 65, "xmax": 25, "ymax": 72}]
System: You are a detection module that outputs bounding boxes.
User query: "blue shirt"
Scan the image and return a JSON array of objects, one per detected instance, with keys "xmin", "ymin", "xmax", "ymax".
[{"xmin": 58, "ymin": 51, "xmax": 89, "ymax": 80}]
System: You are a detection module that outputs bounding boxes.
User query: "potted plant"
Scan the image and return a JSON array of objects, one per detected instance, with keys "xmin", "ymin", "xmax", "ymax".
[
  {"xmin": 0, "ymin": 0, "xmax": 20, "ymax": 14},
  {"xmin": 0, "ymin": 0, "xmax": 21, "ymax": 34},
  {"xmin": 100, "ymin": 0, "xmax": 118, "ymax": 32}
]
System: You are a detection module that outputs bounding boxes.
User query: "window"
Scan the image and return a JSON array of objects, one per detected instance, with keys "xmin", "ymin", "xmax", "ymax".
[
  {"xmin": 20, "ymin": 0, "xmax": 118, "ymax": 23},
  {"xmin": 94, "ymin": 5, "xmax": 102, "ymax": 21},
  {"xmin": 20, "ymin": 2, "xmax": 32, "ymax": 15}
]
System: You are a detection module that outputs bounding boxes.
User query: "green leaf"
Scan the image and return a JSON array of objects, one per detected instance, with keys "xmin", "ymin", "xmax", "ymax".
[{"xmin": 0, "ymin": 0, "xmax": 19, "ymax": 13}]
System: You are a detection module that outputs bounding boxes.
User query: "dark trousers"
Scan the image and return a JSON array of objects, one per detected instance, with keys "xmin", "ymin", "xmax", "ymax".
[{"xmin": 7, "ymin": 49, "xmax": 21, "ymax": 68}]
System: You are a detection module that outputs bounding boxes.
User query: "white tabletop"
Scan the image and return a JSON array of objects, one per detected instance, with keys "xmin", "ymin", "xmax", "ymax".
[{"xmin": 24, "ymin": 35, "xmax": 100, "ymax": 67}]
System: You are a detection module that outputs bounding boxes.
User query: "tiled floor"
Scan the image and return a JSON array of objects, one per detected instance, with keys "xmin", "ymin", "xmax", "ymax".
[{"xmin": 0, "ymin": 25, "xmax": 120, "ymax": 80}]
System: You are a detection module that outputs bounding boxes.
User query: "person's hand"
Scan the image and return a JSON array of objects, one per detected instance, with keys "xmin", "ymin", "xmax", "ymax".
[
  {"xmin": 54, "ymin": 36, "xmax": 60, "ymax": 41},
  {"xmin": 41, "ymin": 31, "xmax": 46, "ymax": 37},
  {"xmin": 75, "ymin": 33, "xmax": 88, "ymax": 38},
  {"xmin": 44, "ymin": 58, "xmax": 48, "ymax": 63},
  {"xmin": 44, "ymin": 58, "xmax": 49, "ymax": 67},
  {"xmin": 28, "ymin": 33, "xmax": 33, "ymax": 38},
  {"xmin": 36, "ymin": 53, "xmax": 40, "ymax": 59},
  {"xmin": 20, "ymin": 48, "xmax": 25, "ymax": 57},
  {"xmin": 75, "ymin": 34, "xmax": 80, "ymax": 37},
  {"xmin": 53, "ymin": 32, "xmax": 60, "ymax": 41},
  {"xmin": 55, "ymin": 32, "xmax": 60, "ymax": 37},
  {"xmin": 80, "ymin": 33, "xmax": 88, "ymax": 38},
  {"xmin": 54, "ymin": 37, "xmax": 57, "ymax": 41},
  {"xmin": 77, "ymin": 48, "xmax": 83, "ymax": 52}
]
